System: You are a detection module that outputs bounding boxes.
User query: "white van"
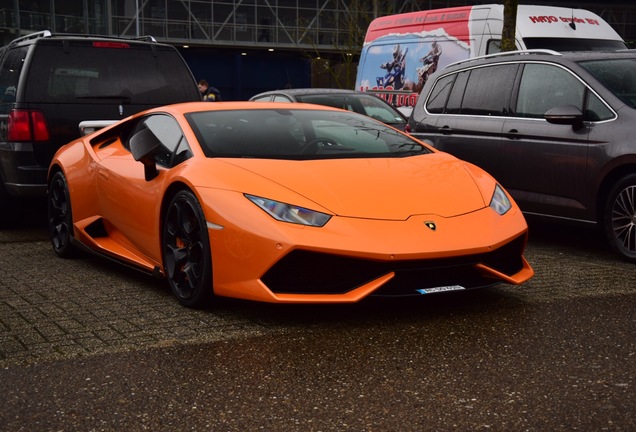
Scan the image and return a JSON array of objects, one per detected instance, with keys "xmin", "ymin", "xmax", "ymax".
[{"xmin": 355, "ymin": 4, "xmax": 626, "ymax": 114}]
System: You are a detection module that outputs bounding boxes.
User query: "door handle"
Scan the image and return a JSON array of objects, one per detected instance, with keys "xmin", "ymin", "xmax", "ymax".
[
  {"xmin": 506, "ymin": 128, "xmax": 520, "ymax": 139},
  {"xmin": 440, "ymin": 125, "xmax": 452, "ymax": 135}
]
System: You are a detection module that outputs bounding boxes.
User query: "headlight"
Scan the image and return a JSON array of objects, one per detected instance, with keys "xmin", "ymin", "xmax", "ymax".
[
  {"xmin": 490, "ymin": 184, "xmax": 512, "ymax": 215},
  {"xmin": 246, "ymin": 194, "xmax": 332, "ymax": 227}
]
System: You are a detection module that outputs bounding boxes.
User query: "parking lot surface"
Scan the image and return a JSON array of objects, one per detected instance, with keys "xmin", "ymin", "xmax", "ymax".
[{"xmin": 1, "ymin": 210, "xmax": 634, "ymax": 431}]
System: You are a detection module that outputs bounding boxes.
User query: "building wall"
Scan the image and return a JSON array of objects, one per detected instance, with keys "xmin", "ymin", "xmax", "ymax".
[{"xmin": 0, "ymin": 0, "xmax": 634, "ymax": 100}]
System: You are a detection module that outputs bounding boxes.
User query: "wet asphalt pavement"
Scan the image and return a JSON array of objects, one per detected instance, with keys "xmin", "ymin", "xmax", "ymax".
[{"xmin": 0, "ymin": 207, "xmax": 634, "ymax": 431}]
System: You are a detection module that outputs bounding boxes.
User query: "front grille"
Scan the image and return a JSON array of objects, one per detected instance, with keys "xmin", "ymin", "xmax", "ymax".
[{"xmin": 261, "ymin": 234, "xmax": 527, "ymax": 296}]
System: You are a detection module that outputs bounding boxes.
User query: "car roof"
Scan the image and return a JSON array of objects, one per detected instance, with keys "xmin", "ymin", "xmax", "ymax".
[
  {"xmin": 251, "ymin": 88, "xmax": 361, "ymax": 98},
  {"xmin": 445, "ymin": 49, "xmax": 636, "ymax": 71},
  {"xmin": 6, "ymin": 30, "xmax": 162, "ymax": 48}
]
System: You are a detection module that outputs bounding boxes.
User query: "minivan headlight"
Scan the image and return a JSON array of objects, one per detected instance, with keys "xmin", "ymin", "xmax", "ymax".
[
  {"xmin": 246, "ymin": 194, "xmax": 331, "ymax": 227},
  {"xmin": 490, "ymin": 184, "xmax": 512, "ymax": 215}
]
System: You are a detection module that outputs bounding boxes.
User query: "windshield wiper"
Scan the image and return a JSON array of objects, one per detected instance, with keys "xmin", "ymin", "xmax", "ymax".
[{"xmin": 394, "ymin": 143, "xmax": 428, "ymax": 156}]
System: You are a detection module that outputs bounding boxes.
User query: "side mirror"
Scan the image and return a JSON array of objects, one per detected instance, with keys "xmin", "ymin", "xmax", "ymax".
[
  {"xmin": 130, "ymin": 127, "xmax": 160, "ymax": 181},
  {"xmin": 544, "ymin": 105, "xmax": 584, "ymax": 130}
]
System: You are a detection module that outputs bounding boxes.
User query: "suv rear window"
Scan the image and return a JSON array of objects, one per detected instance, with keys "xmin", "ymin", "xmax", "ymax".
[
  {"xmin": 0, "ymin": 47, "xmax": 27, "ymax": 104},
  {"xmin": 24, "ymin": 42, "xmax": 199, "ymax": 104}
]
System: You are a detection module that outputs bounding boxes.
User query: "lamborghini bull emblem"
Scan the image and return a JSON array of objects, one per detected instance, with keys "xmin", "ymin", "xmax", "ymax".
[{"xmin": 424, "ymin": 221, "xmax": 436, "ymax": 231}]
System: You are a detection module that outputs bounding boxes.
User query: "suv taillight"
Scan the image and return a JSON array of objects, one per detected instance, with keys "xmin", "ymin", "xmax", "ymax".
[
  {"xmin": 8, "ymin": 109, "xmax": 50, "ymax": 142},
  {"xmin": 93, "ymin": 41, "xmax": 130, "ymax": 49}
]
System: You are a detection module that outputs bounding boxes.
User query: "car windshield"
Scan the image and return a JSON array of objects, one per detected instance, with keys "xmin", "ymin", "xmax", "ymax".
[
  {"xmin": 294, "ymin": 94, "xmax": 406, "ymax": 125},
  {"xmin": 578, "ymin": 58, "xmax": 636, "ymax": 108},
  {"xmin": 186, "ymin": 108, "xmax": 428, "ymax": 159}
]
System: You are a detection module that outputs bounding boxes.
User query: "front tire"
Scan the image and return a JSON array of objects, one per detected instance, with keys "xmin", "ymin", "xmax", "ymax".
[
  {"xmin": 603, "ymin": 174, "xmax": 636, "ymax": 263},
  {"xmin": 162, "ymin": 190, "xmax": 213, "ymax": 308},
  {"xmin": 47, "ymin": 171, "xmax": 77, "ymax": 258}
]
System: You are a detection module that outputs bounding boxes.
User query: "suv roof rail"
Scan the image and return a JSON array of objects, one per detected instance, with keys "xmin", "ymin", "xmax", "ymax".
[
  {"xmin": 51, "ymin": 33, "xmax": 158, "ymax": 43},
  {"xmin": 446, "ymin": 49, "xmax": 561, "ymax": 69},
  {"xmin": 9, "ymin": 31, "xmax": 158, "ymax": 46},
  {"xmin": 135, "ymin": 35, "xmax": 157, "ymax": 42},
  {"xmin": 9, "ymin": 30, "xmax": 52, "ymax": 46}
]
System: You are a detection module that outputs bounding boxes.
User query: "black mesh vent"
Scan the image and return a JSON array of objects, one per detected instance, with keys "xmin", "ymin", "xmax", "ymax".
[{"xmin": 261, "ymin": 234, "xmax": 527, "ymax": 296}]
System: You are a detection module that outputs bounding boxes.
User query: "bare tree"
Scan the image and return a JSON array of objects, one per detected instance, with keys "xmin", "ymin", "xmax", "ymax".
[
  {"xmin": 501, "ymin": 0, "xmax": 519, "ymax": 52},
  {"xmin": 303, "ymin": 0, "xmax": 399, "ymax": 89}
]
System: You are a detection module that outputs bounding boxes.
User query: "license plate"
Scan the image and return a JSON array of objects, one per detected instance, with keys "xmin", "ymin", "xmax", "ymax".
[{"xmin": 416, "ymin": 285, "xmax": 465, "ymax": 294}]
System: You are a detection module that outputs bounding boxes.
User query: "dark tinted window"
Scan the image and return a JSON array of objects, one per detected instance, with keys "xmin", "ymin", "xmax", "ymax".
[
  {"xmin": 128, "ymin": 114, "xmax": 191, "ymax": 168},
  {"xmin": 425, "ymin": 74, "xmax": 455, "ymax": 114},
  {"xmin": 0, "ymin": 47, "xmax": 28, "ymax": 104},
  {"xmin": 523, "ymin": 38, "xmax": 627, "ymax": 51},
  {"xmin": 584, "ymin": 91, "xmax": 614, "ymax": 121},
  {"xmin": 25, "ymin": 42, "xmax": 199, "ymax": 104},
  {"xmin": 445, "ymin": 70, "xmax": 470, "ymax": 114},
  {"xmin": 516, "ymin": 64, "xmax": 585, "ymax": 118},
  {"xmin": 187, "ymin": 109, "xmax": 428, "ymax": 159},
  {"xmin": 296, "ymin": 94, "xmax": 406, "ymax": 124},
  {"xmin": 579, "ymin": 58, "xmax": 636, "ymax": 109},
  {"xmin": 461, "ymin": 64, "xmax": 517, "ymax": 116}
]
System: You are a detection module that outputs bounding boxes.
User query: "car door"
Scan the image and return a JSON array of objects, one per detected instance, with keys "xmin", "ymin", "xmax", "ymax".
[
  {"xmin": 501, "ymin": 63, "xmax": 594, "ymax": 220},
  {"xmin": 428, "ymin": 64, "xmax": 519, "ymax": 181},
  {"xmin": 96, "ymin": 114, "xmax": 190, "ymax": 261}
]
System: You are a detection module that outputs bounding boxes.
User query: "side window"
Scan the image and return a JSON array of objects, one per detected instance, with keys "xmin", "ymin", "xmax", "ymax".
[
  {"xmin": 516, "ymin": 64, "xmax": 585, "ymax": 118},
  {"xmin": 128, "ymin": 114, "xmax": 192, "ymax": 168},
  {"xmin": 425, "ymin": 74, "xmax": 455, "ymax": 114},
  {"xmin": 272, "ymin": 95, "xmax": 292, "ymax": 102},
  {"xmin": 251, "ymin": 95, "xmax": 271, "ymax": 101},
  {"xmin": 445, "ymin": 70, "xmax": 470, "ymax": 114},
  {"xmin": 460, "ymin": 64, "xmax": 518, "ymax": 116},
  {"xmin": 486, "ymin": 40, "xmax": 502, "ymax": 54},
  {"xmin": 584, "ymin": 91, "xmax": 613, "ymax": 121},
  {"xmin": 0, "ymin": 47, "xmax": 28, "ymax": 104}
]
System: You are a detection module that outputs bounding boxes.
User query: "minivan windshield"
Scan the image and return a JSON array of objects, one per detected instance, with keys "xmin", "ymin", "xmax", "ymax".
[
  {"xmin": 522, "ymin": 38, "xmax": 627, "ymax": 52},
  {"xmin": 578, "ymin": 58, "xmax": 636, "ymax": 108},
  {"xmin": 187, "ymin": 109, "xmax": 428, "ymax": 160},
  {"xmin": 25, "ymin": 43, "xmax": 200, "ymax": 104}
]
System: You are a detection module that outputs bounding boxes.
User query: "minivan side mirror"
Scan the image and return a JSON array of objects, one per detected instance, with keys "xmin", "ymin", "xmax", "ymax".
[
  {"xmin": 130, "ymin": 127, "xmax": 160, "ymax": 181},
  {"xmin": 544, "ymin": 105, "xmax": 584, "ymax": 130}
]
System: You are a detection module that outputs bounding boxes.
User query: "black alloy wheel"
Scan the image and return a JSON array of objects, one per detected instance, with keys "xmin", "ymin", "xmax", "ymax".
[
  {"xmin": 162, "ymin": 190, "xmax": 213, "ymax": 307},
  {"xmin": 47, "ymin": 171, "xmax": 76, "ymax": 258},
  {"xmin": 604, "ymin": 174, "xmax": 636, "ymax": 263}
]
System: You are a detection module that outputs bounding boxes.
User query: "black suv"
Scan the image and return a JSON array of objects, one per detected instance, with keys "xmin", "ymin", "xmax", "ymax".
[
  {"xmin": 408, "ymin": 49, "xmax": 636, "ymax": 262},
  {"xmin": 0, "ymin": 31, "xmax": 201, "ymax": 225}
]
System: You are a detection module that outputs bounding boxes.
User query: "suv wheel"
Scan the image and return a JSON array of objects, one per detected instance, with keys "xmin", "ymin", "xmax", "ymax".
[
  {"xmin": 603, "ymin": 174, "xmax": 636, "ymax": 263},
  {"xmin": 47, "ymin": 171, "xmax": 77, "ymax": 258}
]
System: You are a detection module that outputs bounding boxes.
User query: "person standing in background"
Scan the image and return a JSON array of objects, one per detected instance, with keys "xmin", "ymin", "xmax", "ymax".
[{"xmin": 198, "ymin": 79, "xmax": 222, "ymax": 102}]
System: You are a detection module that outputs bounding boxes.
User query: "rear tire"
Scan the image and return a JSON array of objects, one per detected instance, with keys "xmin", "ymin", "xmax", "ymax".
[
  {"xmin": 162, "ymin": 190, "xmax": 213, "ymax": 308},
  {"xmin": 47, "ymin": 171, "xmax": 77, "ymax": 258},
  {"xmin": 603, "ymin": 174, "xmax": 636, "ymax": 263}
]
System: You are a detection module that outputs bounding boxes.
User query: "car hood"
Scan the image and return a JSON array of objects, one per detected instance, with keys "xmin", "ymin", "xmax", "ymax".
[{"xmin": 209, "ymin": 153, "xmax": 488, "ymax": 220}]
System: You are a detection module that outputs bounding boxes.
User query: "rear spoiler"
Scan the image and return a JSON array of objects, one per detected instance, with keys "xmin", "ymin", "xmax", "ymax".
[{"xmin": 79, "ymin": 120, "xmax": 117, "ymax": 136}]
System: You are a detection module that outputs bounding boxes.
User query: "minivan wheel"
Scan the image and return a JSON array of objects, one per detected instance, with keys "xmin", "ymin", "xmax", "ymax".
[
  {"xmin": 47, "ymin": 171, "xmax": 76, "ymax": 258},
  {"xmin": 603, "ymin": 174, "xmax": 636, "ymax": 263},
  {"xmin": 162, "ymin": 190, "xmax": 213, "ymax": 308}
]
